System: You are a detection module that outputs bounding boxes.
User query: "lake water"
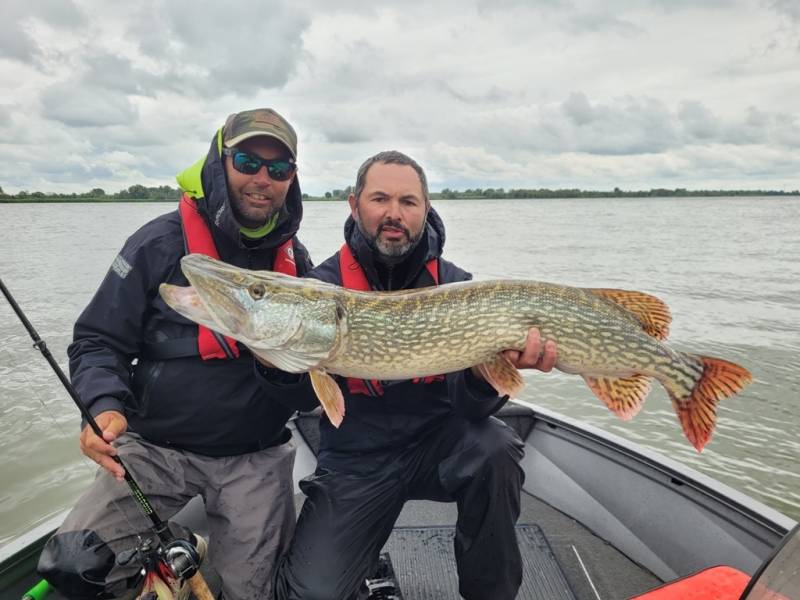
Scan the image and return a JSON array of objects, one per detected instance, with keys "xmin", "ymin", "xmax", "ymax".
[{"xmin": 1, "ymin": 198, "xmax": 798, "ymax": 546}]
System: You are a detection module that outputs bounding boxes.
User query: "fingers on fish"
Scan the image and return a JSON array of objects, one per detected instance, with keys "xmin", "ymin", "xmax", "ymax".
[
  {"xmin": 671, "ymin": 356, "xmax": 753, "ymax": 452},
  {"xmin": 310, "ymin": 369, "xmax": 346, "ymax": 427},
  {"xmin": 475, "ymin": 353, "xmax": 525, "ymax": 397}
]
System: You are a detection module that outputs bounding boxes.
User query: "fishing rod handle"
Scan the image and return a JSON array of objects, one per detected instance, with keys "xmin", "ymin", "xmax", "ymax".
[{"xmin": 188, "ymin": 573, "xmax": 216, "ymax": 600}]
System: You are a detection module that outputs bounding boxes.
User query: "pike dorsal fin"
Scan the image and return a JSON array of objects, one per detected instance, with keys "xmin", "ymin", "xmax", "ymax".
[
  {"xmin": 586, "ymin": 288, "xmax": 672, "ymax": 341},
  {"xmin": 583, "ymin": 374, "xmax": 653, "ymax": 420}
]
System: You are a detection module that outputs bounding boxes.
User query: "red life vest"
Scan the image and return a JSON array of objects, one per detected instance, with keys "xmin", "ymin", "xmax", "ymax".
[
  {"xmin": 338, "ymin": 242, "xmax": 444, "ymax": 396},
  {"xmin": 179, "ymin": 193, "xmax": 297, "ymax": 360}
]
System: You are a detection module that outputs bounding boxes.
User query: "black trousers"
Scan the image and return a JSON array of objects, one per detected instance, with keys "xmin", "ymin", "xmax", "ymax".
[{"xmin": 274, "ymin": 415, "xmax": 525, "ymax": 600}]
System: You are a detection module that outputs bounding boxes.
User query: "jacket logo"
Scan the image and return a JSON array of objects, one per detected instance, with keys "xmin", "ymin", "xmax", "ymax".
[
  {"xmin": 111, "ymin": 254, "xmax": 132, "ymax": 279},
  {"xmin": 214, "ymin": 205, "xmax": 226, "ymax": 227}
]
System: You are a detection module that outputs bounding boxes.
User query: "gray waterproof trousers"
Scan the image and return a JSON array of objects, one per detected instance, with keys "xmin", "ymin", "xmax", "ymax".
[
  {"xmin": 274, "ymin": 415, "xmax": 525, "ymax": 600},
  {"xmin": 38, "ymin": 432, "xmax": 297, "ymax": 600}
]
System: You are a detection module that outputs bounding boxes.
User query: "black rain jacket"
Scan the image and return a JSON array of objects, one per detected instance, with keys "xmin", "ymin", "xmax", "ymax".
[
  {"xmin": 68, "ymin": 136, "xmax": 316, "ymax": 456},
  {"xmin": 259, "ymin": 208, "xmax": 507, "ymax": 469}
]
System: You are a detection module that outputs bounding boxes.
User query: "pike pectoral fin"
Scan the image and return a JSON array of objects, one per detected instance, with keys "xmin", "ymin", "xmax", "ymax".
[
  {"xmin": 670, "ymin": 355, "xmax": 752, "ymax": 452},
  {"xmin": 584, "ymin": 374, "xmax": 652, "ymax": 420},
  {"xmin": 309, "ymin": 369, "xmax": 345, "ymax": 428},
  {"xmin": 475, "ymin": 354, "xmax": 525, "ymax": 397}
]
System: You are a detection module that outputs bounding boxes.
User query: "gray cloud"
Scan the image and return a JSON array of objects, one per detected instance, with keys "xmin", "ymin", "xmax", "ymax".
[
  {"xmin": 773, "ymin": 113, "xmax": 800, "ymax": 147},
  {"xmin": 563, "ymin": 13, "xmax": 643, "ymax": 35},
  {"xmin": 124, "ymin": 1, "xmax": 310, "ymax": 96},
  {"xmin": 0, "ymin": 106, "xmax": 12, "ymax": 127},
  {"xmin": 0, "ymin": 24, "xmax": 39, "ymax": 63},
  {"xmin": 320, "ymin": 125, "xmax": 374, "ymax": 145},
  {"xmin": 440, "ymin": 82, "xmax": 519, "ymax": 105},
  {"xmin": 678, "ymin": 101, "xmax": 721, "ymax": 140},
  {"xmin": 647, "ymin": 0, "xmax": 741, "ymax": 10},
  {"xmin": 1, "ymin": 0, "xmax": 798, "ymax": 195},
  {"xmin": 40, "ymin": 83, "xmax": 138, "ymax": 128},
  {"xmin": 0, "ymin": 0, "xmax": 86, "ymax": 64},
  {"xmin": 723, "ymin": 107, "xmax": 770, "ymax": 144},
  {"xmin": 767, "ymin": 0, "xmax": 800, "ymax": 21},
  {"xmin": 562, "ymin": 93, "xmax": 595, "ymax": 126},
  {"xmin": 80, "ymin": 52, "xmax": 160, "ymax": 96}
]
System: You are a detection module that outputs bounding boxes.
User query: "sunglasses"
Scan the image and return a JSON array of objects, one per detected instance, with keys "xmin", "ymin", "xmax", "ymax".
[{"xmin": 222, "ymin": 147, "xmax": 296, "ymax": 181}]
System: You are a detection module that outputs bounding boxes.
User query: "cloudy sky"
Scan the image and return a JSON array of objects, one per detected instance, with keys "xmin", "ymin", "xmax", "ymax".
[{"xmin": 2, "ymin": 0, "xmax": 799, "ymax": 195}]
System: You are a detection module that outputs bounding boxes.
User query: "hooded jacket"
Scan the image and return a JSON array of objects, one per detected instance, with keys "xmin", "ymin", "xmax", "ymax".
[
  {"xmin": 68, "ymin": 135, "xmax": 315, "ymax": 456},
  {"xmin": 259, "ymin": 208, "xmax": 508, "ymax": 468}
]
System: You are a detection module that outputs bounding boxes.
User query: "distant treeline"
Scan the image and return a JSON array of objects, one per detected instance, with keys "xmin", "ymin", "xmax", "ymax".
[
  {"xmin": 1, "ymin": 183, "xmax": 798, "ymax": 202},
  {"xmin": 431, "ymin": 187, "xmax": 800, "ymax": 199},
  {"xmin": 0, "ymin": 184, "xmax": 182, "ymax": 202}
]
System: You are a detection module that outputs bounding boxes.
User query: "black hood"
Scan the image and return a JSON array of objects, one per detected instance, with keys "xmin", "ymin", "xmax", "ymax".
[
  {"xmin": 343, "ymin": 206, "xmax": 447, "ymax": 290},
  {"xmin": 196, "ymin": 136, "xmax": 304, "ymax": 250}
]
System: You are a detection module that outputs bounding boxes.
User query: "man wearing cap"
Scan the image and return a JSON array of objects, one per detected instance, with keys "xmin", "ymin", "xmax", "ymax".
[{"xmin": 38, "ymin": 108, "xmax": 315, "ymax": 600}]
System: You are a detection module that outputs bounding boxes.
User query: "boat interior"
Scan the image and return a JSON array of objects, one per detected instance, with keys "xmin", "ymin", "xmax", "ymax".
[{"xmin": 2, "ymin": 401, "xmax": 797, "ymax": 599}]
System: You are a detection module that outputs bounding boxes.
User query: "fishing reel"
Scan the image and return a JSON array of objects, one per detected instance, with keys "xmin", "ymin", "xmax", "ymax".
[
  {"xmin": 118, "ymin": 534, "xmax": 202, "ymax": 581},
  {"xmin": 163, "ymin": 537, "xmax": 202, "ymax": 580}
]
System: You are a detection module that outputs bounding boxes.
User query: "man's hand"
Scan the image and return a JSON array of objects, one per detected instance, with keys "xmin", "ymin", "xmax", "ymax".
[
  {"xmin": 503, "ymin": 328, "xmax": 557, "ymax": 372},
  {"xmin": 80, "ymin": 410, "xmax": 128, "ymax": 481}
]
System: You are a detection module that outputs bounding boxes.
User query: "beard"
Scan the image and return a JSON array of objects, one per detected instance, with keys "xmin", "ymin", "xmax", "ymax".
[
  {"xmin": 359, "ymin": 217, "xmax": 424, "ymax": 260},
  {"xmin": 230, "ymin": 188, "xmax": 284, "ymax": 229}
]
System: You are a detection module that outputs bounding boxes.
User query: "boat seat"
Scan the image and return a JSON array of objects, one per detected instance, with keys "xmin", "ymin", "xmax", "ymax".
[
  {"xmin": 630, "ymin": 522, "xmax": 799, "ymax": 600},
  {"xmin": 294, "ymin": 401, "xmax": 536, "ymax": 457},
  {"xmin": 628, "ymin": 565, "xmax": 750, "ymax": 599}
]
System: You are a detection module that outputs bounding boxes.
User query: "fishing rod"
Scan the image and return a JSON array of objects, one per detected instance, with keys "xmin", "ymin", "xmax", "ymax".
[{"xmin": 1, "ymin": 277, "xmax": 214, "ymax": 600}]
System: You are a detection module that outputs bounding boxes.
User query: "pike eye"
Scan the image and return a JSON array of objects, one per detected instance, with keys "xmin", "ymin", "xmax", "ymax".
[{"xmin": 248, "ymin": 283, "xmax": 267, "ymax": 300}]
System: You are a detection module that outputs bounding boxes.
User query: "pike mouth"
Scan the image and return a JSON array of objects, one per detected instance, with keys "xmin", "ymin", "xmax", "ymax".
[
  {"xmin": 176, "ymin": 254, "xmax": 255, "ymax": 338},
  {"xmin": 159, "ymin": 283, "xmax": 215, "ymax": 327}
]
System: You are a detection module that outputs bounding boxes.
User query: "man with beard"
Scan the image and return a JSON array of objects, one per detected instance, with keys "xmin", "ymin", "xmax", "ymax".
[
  {"xmin": 38, "ymin": 109, "xmax": 316, "ymax": 600},
  {"xmin": 269, "ymin": 151, "xmax": 558, "ymax": 600}
]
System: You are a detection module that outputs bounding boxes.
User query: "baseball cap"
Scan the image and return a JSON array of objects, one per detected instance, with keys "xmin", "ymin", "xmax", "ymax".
[{"xmin": 222, "ymin": 108, "xmax": 297, "ymax": 159}]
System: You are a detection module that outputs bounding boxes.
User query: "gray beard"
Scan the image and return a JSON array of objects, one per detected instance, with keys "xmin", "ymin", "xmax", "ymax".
[{"xmin": 357, "ymin": 220, "xmax": 423, "ymax": 265}]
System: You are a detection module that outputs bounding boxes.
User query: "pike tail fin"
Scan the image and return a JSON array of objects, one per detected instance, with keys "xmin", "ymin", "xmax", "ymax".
[
  {"xmin": 310, "ymin": 369, "xmax": 346, "ymax": 428},
  {"xmin": 669, "ymin": 356, "xmax": 752, "ymax": 452}
]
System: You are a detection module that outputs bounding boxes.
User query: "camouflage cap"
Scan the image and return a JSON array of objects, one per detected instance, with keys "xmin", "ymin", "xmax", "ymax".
[{"xmin": 222, "ymin": 108, "xmax": 297, "ymax": 159}]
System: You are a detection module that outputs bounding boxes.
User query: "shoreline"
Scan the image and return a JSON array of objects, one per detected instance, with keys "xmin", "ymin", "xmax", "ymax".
[{"xmin": 2, "ymin": 191, "xmax": 799, "ymax": 204}]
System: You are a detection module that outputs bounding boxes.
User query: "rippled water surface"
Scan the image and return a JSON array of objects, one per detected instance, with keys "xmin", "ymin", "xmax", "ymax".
[{"xmin": 1, "ymin": 197, "xmax": 798, "ymax": 545}]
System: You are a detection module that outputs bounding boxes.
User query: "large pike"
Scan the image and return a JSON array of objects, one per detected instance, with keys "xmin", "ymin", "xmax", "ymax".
[{"xmin": 160, "ymin": 254, "xmax": 752, "ymax": 452}]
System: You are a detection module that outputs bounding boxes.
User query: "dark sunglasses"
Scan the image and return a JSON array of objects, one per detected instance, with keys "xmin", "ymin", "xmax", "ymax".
[{"xmin": 222, "ymin": 147, "xmax": 296, "ymax": 181}]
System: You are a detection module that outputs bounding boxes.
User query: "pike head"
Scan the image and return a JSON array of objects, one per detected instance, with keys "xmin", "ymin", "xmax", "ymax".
[{"xmin": 159, "ymin": 253, "xmax": 342, "ymax": 372}]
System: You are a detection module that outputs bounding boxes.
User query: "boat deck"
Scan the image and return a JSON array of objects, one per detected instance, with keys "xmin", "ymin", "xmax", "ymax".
[
  {"xmin": 291, "ymin": 406, "xmax": 662, "ymax": 599},
  {"xmin": 387, "ymin": 491, "xmax": 661, "ymax": 599},
  {"xmin": 8, "ymin": 400, "xmax": 793, "ymax": 599}
]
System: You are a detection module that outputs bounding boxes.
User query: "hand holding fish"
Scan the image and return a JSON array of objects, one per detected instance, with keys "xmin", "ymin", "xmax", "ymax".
[
  {"xmin": 503, "ymin": 328, "xmax": 558, "ymax": 373},
  {"xmin": 80, "ymin": 410, "xmax": 127, "ymax": 481},
  {"xmin": 472, "ymin": 328, "xmax": 558, "ymax": 388}
]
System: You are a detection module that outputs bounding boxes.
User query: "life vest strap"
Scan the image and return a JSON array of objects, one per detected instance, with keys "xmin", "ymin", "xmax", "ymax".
[{"xmin": 179, "ymin": 195, "xmax": 241, "ymax": 360}]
